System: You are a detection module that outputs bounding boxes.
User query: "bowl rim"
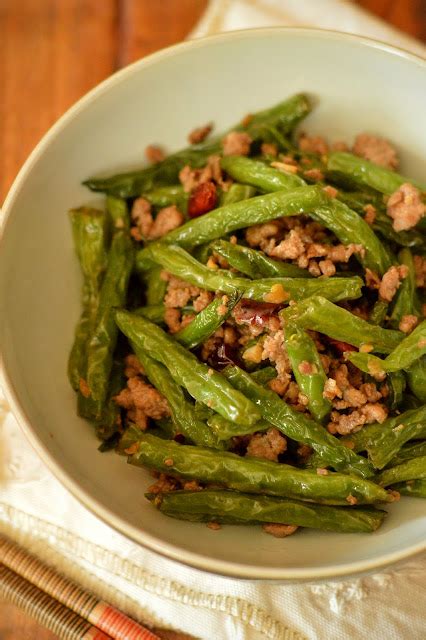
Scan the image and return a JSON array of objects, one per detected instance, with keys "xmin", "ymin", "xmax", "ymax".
[{"xmin": 1, "ymin": 26, "xmax": 426, "ymax": 581}]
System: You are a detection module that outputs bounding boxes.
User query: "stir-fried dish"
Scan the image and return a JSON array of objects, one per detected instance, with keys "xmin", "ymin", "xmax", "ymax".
[{"xmin": 68, "ymin": 94, "xmax": 426, "ymax": 537}]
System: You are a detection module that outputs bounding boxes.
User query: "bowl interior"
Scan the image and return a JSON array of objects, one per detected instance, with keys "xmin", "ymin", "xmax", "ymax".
[{"xmin": 1, "ymin": 28, "xmax": 426, "ymax": 580}]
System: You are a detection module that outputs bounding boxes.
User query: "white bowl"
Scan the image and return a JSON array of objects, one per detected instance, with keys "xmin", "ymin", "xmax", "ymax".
[{"xmin": 1, "ymin": 28, "xmax": 425, "ymax": 581}]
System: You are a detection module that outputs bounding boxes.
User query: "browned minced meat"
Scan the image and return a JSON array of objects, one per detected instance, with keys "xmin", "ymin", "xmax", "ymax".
[
  {"xmin": 131, "ymin": 197, "xmax": 153, "ymax": 239},
  {"xmin": 222, "ymin": 131, "xmax": 252, "ymax": 156},
  {"xmin": 298, "ymin": 133, "xmax": 328, "ymax": 155},
  {"xmin": 246, "ymin": 222, "xmax": 281, "ymax": 248},
  {"xmin": 262, "ymin": 523, "xmax": 298, "ymax": 538},
  {"xmin": 150, "ymin": 206, "xmax": 184, "ymax": 239},
  {"xmin": 363, "ymin": 204, "xmax": 377, "ymax": 225},
  {"xmin": 193, "ymin": 290, "xmax": 214, "ymax": 312},
  {"xmin": 414, "ymin": 255, "xmax": 426, "ymax": 287},
  {"xmin": 124, "ymin": 354, "xmax": 145, "ymax": 378},
  {"xmin": 352, "ymin": 133, "xmax": 398, "ymax": 169},
  {"xmin": 386, "ymin": 183, "xmax": 426, "ymax": 231},
  {"xmin": 145, "ymin": 145, "xmax": 165, "ymax": 163},
  {"xmin": 131, "ymin": 200, "xmax": 183, "ymax": 240},
  {"xmin": 261, "ymin": 330, "xmax": 291, "ymax": 380},
  {"xmin": 261, "ymin": 142, "xmax": 278, "ymax": 157},
  {"xmin": 115, "ymin": 377, "xmax": 170, "ymax": 429},
  {"xmin": 188, "ymin": 122, "xmax": 213, "ymax": 144},
  {"xmin": 246, "ymin": 428, "xmax": 287, "ymax": 462},
  {"xmin": 162, "ymin": 273, "xmax": 202, "ymax": 308},
  {"xmin": 379, "ymin": 265, "xmax": 409, "ymax": 302},
  {"xmin": 399, "ymin": 314, "xmax": 419, "ymax": 334},
  {"xmin": 163, "ymin": 308, "xmax": 195, "ymax": 334},
  {"xmin": 179, "ymin": 155, "xmax": 231, "ymax": 193},
  {"xmin": 147, "ymin": 474, "xmax": 180, "ymax": 494},
  {"xmin": 303, "ymin": 168, "xmax": 324, "ymax": 181}
]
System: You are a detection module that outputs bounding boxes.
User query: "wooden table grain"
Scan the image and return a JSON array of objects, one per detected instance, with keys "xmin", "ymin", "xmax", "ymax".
[{"xmin": 0, "ymin": 1, "xmax": 424, "ymax": 638}]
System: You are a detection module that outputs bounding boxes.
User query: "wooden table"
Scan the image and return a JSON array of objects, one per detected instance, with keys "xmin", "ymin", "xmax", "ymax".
[{"xmin": 0, "ymin": 1, "xmax": 424, "ymax": 637}]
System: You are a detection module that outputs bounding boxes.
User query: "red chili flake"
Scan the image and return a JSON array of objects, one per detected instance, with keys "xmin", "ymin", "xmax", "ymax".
[
  {"xmin": 188, "ymin": 181, "xmax": 217, "ymax": 218},
  {"xmin": 328, "ymin": 338, "xmax": 357, "ymax": 354}
]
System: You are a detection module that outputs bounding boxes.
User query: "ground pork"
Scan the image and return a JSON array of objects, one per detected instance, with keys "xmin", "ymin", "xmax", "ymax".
[
  {"xmin": 414, "ymin": 255, "xmax": 426, "ymax": 287},
  {"xmin": 262, "ymin": 524, "xmax": 298, "ymax": 538},
  {"xmin": 363, "ymin": 204, "xmax": 377, "ymax": 225},
  {"xmin": 319, "ymin": 259, "xmax": 336, "ymax": 276},
  {"xmin": 353, "ymin": 133, "xmax": 398, "ymax": 169},
  {"xmin": 115, "ymin": 377, "xmax": 170, "ymax": 426},
  {"xmin": 261, "ymin": 330, "xmax": 291, "ymax": 379},
  {"xmin": 163, "ymin": 274, "xmax": 202, "ymax": 308},
  {"xmin": 179, "ymin": 155, "xmax": 231, "ymax": 193},
  {"xmin": 246, "ymin": 428, "xmax": 287, "ymax": 462},
  {"xmin": 298, "ymin": 133, "xmax": 328, "ymax": 155},
  {"xmin": 222, "ymin": 131, "xmax": 252, "ymax": 156},
  {"xmin": 360, "ymin": 402, "xmax": 388, "ymax": 424},
  {"xmin": 303, "ymin": 168, "xmax": 324, "ymax": 181},
  {"xmin": 328, "ymin": 410, "xmax": 366, "ymax": 435},
  {"xmin": 268, "ymin": 375, "xmax": 291, "ymax": 396},
  {"xmin": 193, "ymin": 290, "xmax": 213, "ymax": 312},
  {"xmin": 271, "ymin": 161, "xmax": 299, "ymax": 175},
  {"xmin": 261, "ymin": 142, "xmax": 278, "ymax": 157},
  {"xmin": 246, "ymin": 222, "xmax": 281, "ymax": 248},
  {"xmin": 147, "ymin": 473, "xmax": 180, "ymax": 494},
  {"xmin": 399, "ymin": 314, "xmax": 419, "ymax": 334},
  {"xmin": 151, "ymin": 205, "xmax": 184, "ymax": 239},
  {"xmin": 163, "ymin": 308, "xmax": 194, "ymax": 334},
  {"xmin": 145, "ymin": 145, "xmax": 165, "ymax": 163},
  {"xmin": 269, "ymin": 229, "xmax": 305, "ymax": 260},
  {"xmin": 379, "ymin": 265, "xmax": 409, "ymax": 302},
  {"xmin": 188, "ymin": 122, "xmax": 213, "ymax": 144},
  {"xmin": 124, "ymin": 354, "xmax": 144, "ymax": 378},
  {"xmin": 386, "ymin": 183, "xmax": 426, "ymax": 231},
  {"xmin": 131, "ymin": 197, "xmax": 153, "ymax": 239}
]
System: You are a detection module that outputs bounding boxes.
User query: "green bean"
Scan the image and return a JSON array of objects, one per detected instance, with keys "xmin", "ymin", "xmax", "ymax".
[
  {"xmin": 207, "ymin": 414, "xmax": 268, "ymax": 440},
  {"xmin": 134, "ymin": 350, "xmax": 222, "ymax": 448},
  {"xmin": 328, "ymin": 152, "xmax": 426, "ymax": 194},
  {"xmin": 341, "ymin": 405, "xmax": 426, "ymax": 469},
  {"xmin": 223, "ymin": 365, "xmax": 374, "ymax": 478},
  {"xmin": 133, "ymin": 304, "xmax": 166, "ymax": 324},
  {"xmin": 175, "ymin": 292, "xmax": 241, "ymax": 350},
  {"xmin": 127, "ymin": 433, "xmax": 391, "ymax": 504},
  {"xmin": 377, "ymin": 455, "xmax": 426, "ymax": 487},
  {"xmin": 115, "ymin": 310, "xmax": 260, "ymax": 426},
  {"xmin": 145, "ymin": 185, "xmax": 188, "ymax": 212},
  {"xmin": 219, "ymin": 183, "xmax": 256, "ymax": 206},
  {"xmin": 282, "ymin": 296, "xmax": 403, "ymax": 354},
  {"xmin": 135, "ymin": 186, "xmax": 329, "ymax": 270},
  {"xmin": 144, "ymin": 245, "xmax": 363, "ymax": 304},
  {"xmin": 86, "ymin": 231, "xmax": 134, "ymax": 412},
  {"xmin": 390, "ymin": 249, "xmax": 421, "ymax": 329},
  {"xmin": 387, "ymin": 440, "xmax": 426, "ymax": 467},
  {"xmin": 68, "ymin": 208, "xmax": 109, "ymax": 392},
  {"xmin": 391, "ymin": 479, "xmax": 426, "ymax": 498},
  {"xmin": 94, "ymin": 357, "xmax": 125, "ymax": 441},
  {"xmin": 84, "ymin": 94, "xmax": 311, "ymax": 197},
  {"xmin": 221, "ymin": 156, "xmax": 305, "ymax": 191},
  {"xmin": 106, "ymin": 195, "xmax": 130, "ymax": 230},
  {"xmin": 218, "ymin": 157, "xmax": 391, "ymax": 274},
  {"xmin": 284, "ymin": 323, "xmax": 331, "ymax": 422},
  {"xmin": 142, "ymin": 265, "xmax": 167, "ymax": 306},
  {"xmin": 148, "ymin": 490, "xmax": 387, "ymax": 533},
  {"xmin": 250, "ymin": 367, "xmax": 277, "ymax": 385},
  {"xmin": 386, "ymin": 371, "xmax": 406, "ymax": 410},
  {"xmin": 347, "ymin": 320, "xmax": 426, "ymax": 375},
  {"xmin": 211, "ymin": 239, "xmax": 310, "ymax": 278},
  {"xmin": 369, "ymin": 300, "xmax": 388, "ymax": 326},
  {"xmin": 407, "ymin": 356, "xmax": 426, "ymax": 402}
]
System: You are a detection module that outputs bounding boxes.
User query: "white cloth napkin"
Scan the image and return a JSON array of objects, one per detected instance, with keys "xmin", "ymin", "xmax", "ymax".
[{"xmin": 1, "ymin": 2, "xmax": 425, "ymax": 639}]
